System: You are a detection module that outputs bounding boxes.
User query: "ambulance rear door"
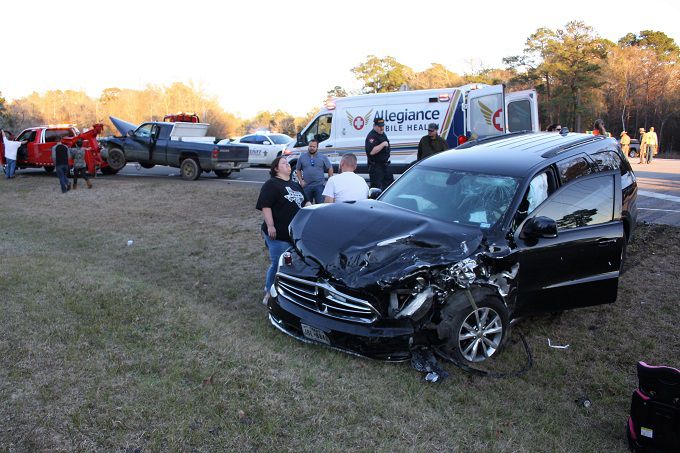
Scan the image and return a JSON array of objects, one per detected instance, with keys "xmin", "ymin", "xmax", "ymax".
[
  {"xmin": 466, "ymin": 85, "xmax": 505, "ymax": 140},
  {"xmin": 505, "ymin": 89, "xmax": 539, "ymax": 132}
]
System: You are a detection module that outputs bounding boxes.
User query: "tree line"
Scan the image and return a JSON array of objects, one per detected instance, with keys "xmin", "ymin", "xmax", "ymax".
[
  {"xmin": 1, "ymin": 21, "xmax": 678, "ymax": 151},
  {"xmin": 350, "ymin": 22, "xmax": 679, "ymax": 152}
]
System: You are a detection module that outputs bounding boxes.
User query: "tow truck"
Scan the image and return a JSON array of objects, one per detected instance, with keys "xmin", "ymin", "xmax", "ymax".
[{"xmin": 0, "ymin": 123, "xmax": 110, "ymax": 175}]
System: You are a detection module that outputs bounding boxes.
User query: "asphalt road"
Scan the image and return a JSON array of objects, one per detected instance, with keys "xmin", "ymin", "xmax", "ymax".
[{"xmin": 116, "ymin": 159, "xmax": 680, "ymax": 227}]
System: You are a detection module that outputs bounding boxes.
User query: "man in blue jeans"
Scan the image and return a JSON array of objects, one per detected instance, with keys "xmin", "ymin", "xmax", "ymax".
[
  {"xmin": 295, "ymin": 139, "xmax": 333, "ymax": 204},
  {"xmin": 51, "ymin": 143, "xmax": 71, "ymax": 193},
  {"xmin": 2, "ymin": 130, "xmax": 26, "ymax": 179}
]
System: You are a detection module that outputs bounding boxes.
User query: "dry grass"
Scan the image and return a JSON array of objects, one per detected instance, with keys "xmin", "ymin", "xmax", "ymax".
[{"xmin": 1, "ymin": 171, "xmax": 678, "ymax": 452}]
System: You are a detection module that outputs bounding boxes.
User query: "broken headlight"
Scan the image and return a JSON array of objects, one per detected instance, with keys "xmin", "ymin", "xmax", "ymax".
[
  {"xmin": 395, "ymin": 286, "xmax": 434, "ymax": 320},
  {"xmin": 449, "ymin": 258, "xmax": 477, "ymax": 288}
]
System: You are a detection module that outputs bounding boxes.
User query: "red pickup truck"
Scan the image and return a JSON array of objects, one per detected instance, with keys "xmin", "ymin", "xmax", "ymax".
[{"xmin": 1, "ymin": 124, "xmax": 109, "ymax": 174}]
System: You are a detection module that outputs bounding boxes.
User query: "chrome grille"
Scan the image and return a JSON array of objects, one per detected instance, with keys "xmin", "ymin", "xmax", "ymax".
[{"xmin": 276, "ymin": 273, "xmax": 379, "ymax": 324}]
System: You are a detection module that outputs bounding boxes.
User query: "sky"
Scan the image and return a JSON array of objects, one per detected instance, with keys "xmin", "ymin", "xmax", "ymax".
[{"xmin": 2, "ymin": 0, "xmax": 678, "ymax": 118}]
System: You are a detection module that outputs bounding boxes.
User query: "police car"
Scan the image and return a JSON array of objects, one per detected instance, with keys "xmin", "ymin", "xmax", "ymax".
[{"xmin": 220, "ymin": 131, "xmax": 294, "ymax": 166}]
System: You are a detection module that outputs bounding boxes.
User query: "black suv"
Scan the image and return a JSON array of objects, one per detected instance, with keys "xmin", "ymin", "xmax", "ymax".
[{"xmin": 267, "ymin": 132, "xmax": 637, "ymax": 363}]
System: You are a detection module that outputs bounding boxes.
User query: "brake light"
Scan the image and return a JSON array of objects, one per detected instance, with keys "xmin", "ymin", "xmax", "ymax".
[
  {"xmin": 458, "ymin": 136, "xmax": 467, "ymax": 145},
  {"xmin": 212, "ymin": 147, "xmax": 219, "ymax": 159}
]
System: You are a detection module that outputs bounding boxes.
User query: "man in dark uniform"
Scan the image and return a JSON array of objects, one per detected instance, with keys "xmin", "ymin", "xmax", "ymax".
[
  {"xmin": 365, "ymin": 117, "xmax": 393, "ymax": 190},
  {"xmin": 417, "ymin": 123, "xmax": 448, "ymax": 161}
]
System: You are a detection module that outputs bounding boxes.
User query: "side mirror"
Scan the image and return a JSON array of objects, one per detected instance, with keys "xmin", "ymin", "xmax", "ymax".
[
  {"xmin": 126, "ymin": 130, "xmax": 134, "ymax": 137},
  {"xmin": 521, "ymin": 216, "xmax": 558, "ymax": 239},
  {"xmin": 368, "ymin": 188, "xmax": 382, "ymax": 200},
  {"xmin": 263, "ymin": 140, "xmax": 271, "ymax": 145}
]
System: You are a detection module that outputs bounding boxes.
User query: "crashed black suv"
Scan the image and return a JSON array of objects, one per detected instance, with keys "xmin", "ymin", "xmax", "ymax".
[{"xmin": 267, "ymin": 131, "xmax": 637, "ymax": 363}]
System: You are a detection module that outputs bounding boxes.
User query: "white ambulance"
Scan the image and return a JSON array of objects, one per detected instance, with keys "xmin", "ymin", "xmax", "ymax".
[{"xmin": 283, "ymin": 84, "xmax": 539, "ymax": 172}]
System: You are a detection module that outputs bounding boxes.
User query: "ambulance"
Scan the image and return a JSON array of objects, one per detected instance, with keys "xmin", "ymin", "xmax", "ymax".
[{"xmin": 283, "ymin": 84, "xmax": 539, "ymax": 172}]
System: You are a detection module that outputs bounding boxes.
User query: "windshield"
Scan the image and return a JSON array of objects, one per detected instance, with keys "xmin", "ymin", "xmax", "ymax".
[
  {"xmin": 380, "ymin": 166, "xmax": 520, "ymax": 228},
  {"xmin": 269, "ymin": 134, "xmax": 293, "ymax": 145}
]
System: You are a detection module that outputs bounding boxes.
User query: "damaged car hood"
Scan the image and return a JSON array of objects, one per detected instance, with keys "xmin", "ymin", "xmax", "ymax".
[
  {"xmin": 109, "ymin": 116, "xmax": 138, "ymax": 137},
  {"xmin": 290, "ymin": 200, "xmax": 483, "ymax": 288}
]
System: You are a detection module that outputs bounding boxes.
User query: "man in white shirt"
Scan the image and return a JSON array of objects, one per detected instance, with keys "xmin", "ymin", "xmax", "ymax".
[
  {"xmin": 323, "ymin": 153, "xmax": 369, "ymax": 203},
  {"xmin": 2, "ymin": 130, "xmax": 27, "ymax": 179}
]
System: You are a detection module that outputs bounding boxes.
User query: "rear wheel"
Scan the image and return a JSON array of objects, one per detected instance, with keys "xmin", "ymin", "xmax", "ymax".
[
  {"xmin": 43, "ymin": 166, "xmax": 54, "ymax": 174},
  {"xmin": 180, "ymin": 158, "xmax": 201, "ymax": 181},
  {"xmin": 214, "ymin": 170, "xmax": 232, "ymax": 178},
  {"xmin": 107, "ymin": 147, "xmax": 126, "ymax": 171}
]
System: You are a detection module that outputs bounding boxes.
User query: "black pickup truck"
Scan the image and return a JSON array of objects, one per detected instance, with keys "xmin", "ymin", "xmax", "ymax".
[{"xmin": 99, "ymin": 118, "xmax": 249, "ymax": 180}]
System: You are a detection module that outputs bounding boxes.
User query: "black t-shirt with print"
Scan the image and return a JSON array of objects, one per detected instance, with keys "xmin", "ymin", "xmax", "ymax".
[{"xmin": 256, "ymin": 177, "xmax": 307, "ymax": 243}]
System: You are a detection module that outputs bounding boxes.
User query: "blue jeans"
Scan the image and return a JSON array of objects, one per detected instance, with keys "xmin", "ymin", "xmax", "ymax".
[
  {"xmin": 263, "ymin": 232, "xmax": 291, "ymax": 292},
  {"xmin": 56, "ymin": 165, "xmax": 70, "ymax": 192},
  {"xmin": 304, "ymin": 183, "xmax": 325, "ymax": 204},
  {"xmin": 4, "ymin": 158, "xmax": 16, "ymax": 178}
]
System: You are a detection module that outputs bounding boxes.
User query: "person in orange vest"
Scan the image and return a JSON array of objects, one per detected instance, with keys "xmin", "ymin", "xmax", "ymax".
[
  {"xmin": 638, "ymin": 128, "xmax": 647, "ymax": 164},
  {"xmin": 620, "ymin": 131, "xmax": 631, "ymax": 157},
  {"xmin": 646, "ymin": 127, "xmax": 659, "ymax": 164},
  {"xmin": 592, "ymin": 119, "xmax": 607, "ymax": 136}
]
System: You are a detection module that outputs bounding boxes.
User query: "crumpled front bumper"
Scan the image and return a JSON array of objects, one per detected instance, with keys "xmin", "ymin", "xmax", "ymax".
[{"xmin": 268, "ymin": 293, "xmax": 414, "ymax": 361}]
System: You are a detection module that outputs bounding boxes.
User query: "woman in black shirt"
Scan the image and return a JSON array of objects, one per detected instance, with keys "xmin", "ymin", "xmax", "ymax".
[{"xmin": 256, "ymin": 157, "xmax": 308, "ymax": 305}]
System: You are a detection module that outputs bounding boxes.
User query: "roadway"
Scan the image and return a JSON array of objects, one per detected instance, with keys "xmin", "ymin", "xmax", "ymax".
[{"xmin": 116, "ymin": 159, "xmax": 680, "ymax": 227}]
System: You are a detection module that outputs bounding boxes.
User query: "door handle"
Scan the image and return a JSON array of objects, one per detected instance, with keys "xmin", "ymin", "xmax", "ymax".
[
  {"xmin": 597, "ymin": 238, "xmax": 617, "ymax": 246},
  {"xmin": 325, "ymin": 144, "xmax": 333, "ymax": 147}
]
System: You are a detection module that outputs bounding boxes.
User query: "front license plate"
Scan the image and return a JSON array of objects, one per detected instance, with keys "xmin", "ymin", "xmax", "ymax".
[{"xmin": 301, "ymin": 323, "xmax": 330, "ymax": 345}]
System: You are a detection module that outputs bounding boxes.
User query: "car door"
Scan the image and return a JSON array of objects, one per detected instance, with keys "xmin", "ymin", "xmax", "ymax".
[
  {"xmin": 40, "ymin": 128, "xmax": 76, "ymax": 164},
  {"xmin": 239, "ymin": 135, "xmax": 260, "ymax": 165},
  {"xmin": 513, "ymin": 171, "xmax": 625, "ymax": 315},
  {"xmin": 15, "ymin": 129, "xmax": 37, "ymax": 163},
  {"xmin": 124, "ymin": 123, "xmax": 154, "ymax": 161}
]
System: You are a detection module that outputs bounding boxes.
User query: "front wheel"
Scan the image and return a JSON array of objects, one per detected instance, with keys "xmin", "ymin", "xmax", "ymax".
[
  {"xmin": 180, "ymin": 158, "xmax": 201, "ymax": 181},
  {"xmin": 439, "ymin": 294, "xmax": 509, "ymax": 364},
  {"xmin": 214, "ymin": 169, "xmax": 232, "ymax": 178},
  {"xmin": 107, "ymin": 148, "xmax": 126, "ymax": 171},
  {"xmin": 628, "ymin": 149, "xmax": 638, "ymax": 159}
]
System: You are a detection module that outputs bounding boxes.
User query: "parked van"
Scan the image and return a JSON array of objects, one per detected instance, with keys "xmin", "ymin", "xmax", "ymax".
[{"xmin": 284, "ymin": 84, "xmax": 539, "ymax": 172}]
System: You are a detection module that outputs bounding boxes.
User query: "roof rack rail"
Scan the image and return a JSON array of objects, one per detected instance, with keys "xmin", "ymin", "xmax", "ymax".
[
  {"xmin": 541, "ymin": 136, "xmax": 604, "ymax": 158},
  {"xmin": 456, "ymin": 130, "xmax": 533, "ymax": 150}
]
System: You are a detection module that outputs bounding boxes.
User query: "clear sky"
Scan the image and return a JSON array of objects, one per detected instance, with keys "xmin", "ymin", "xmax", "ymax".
[{"xmin": 2, "ymin": 0, "xmax": 678, "ymax": 118}]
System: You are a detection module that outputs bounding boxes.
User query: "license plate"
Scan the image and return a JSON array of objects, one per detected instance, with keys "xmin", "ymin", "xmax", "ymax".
[{"xmin": 301, "ymin": 323, "xmax": 330, "ymax": 345}]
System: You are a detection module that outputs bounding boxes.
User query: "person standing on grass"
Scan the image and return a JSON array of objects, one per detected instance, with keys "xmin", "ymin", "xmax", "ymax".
[
  {"xmin": 70, "ymin": 139, "xmax": 92, "ymax": 189},
  {"xmin": 2, "ymin": 130, "xmax": 27, "ymax": 179},
  {"xmin": 256, "ymin": 156, "xmax": 309, "ymax": 305},
  {"xmin": 295, "ymin": 139, "xmax": 333, "ymax": 204},
  {"xmin": 322, "ymin": 153, "xmax": 369, "ymax": 203},
  {"xmin": 52, "ymin": 142, "xmax": 71, "ymax": 193}
]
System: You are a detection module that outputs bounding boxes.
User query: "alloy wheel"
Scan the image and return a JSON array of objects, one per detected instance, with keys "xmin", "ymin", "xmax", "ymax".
[{"xmin": 457, "ymin": 307, "xmax": 504, "ymax": 362}]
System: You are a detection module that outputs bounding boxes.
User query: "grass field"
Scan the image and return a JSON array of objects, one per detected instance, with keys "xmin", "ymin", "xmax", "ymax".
[{"xmin": 1, "ymin": 172, "xmax": 679, "ymax": 452}]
